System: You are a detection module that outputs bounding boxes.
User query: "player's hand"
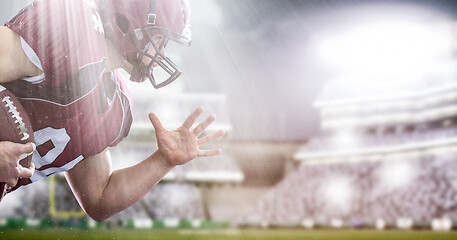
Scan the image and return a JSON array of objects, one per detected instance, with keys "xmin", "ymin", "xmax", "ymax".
[
  {"xmin": 149, "ymin": 107, "xmax": 225, "ymax": 168},
  {"xmin": 0, "ymin": 141, "xmax": 35, "ymax": 187}
]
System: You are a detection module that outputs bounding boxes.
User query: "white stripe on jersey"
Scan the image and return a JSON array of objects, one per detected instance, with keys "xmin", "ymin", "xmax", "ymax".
[
  {"xmin": 30, "ymin": 155, "xmax": 84, "ymax": 183},
  {"xmin": 20, "ymin": 37, "xmax": 45, "ymax": 84},
  {"xmin": 20, "ymin": 37, "xmax": 42, "ymax": 70}
]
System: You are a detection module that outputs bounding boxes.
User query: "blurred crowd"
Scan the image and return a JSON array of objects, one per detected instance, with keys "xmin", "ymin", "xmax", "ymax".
[{"xmin": 239, "ymin": 152, "xmax": 457, "ymax": 227}]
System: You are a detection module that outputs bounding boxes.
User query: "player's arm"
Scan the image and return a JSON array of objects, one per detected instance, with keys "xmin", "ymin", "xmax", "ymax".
[
  {"xmin": 0, "ymin": 26, "xmax": 42, "ymax": 83},
  {"xmin": 65, "ymin": 108, "xmax": 225, "ymax": 222},
  {"xmin": 64, "ymin": 147, "xmax": 173, "ymax": 222},
  {"xmin": 0, "ymin": 26, "xmax": 39, "ymax": 187}
]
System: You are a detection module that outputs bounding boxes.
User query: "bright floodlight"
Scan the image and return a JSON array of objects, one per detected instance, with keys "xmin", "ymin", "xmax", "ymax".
[
  {"xmin": 330, "ymin": 130, "xmax": 359, "ymax": 150},
  {"xmin": 323, "ymin": 177, "xmax": 353, "ymax": 210},
  {"xmin": 318, "ymin": 20, "xmax": 453, "ymax": 86},
  {"xmin": 379, "ymin": 160, "xmax": 416, "ymax": 189}
]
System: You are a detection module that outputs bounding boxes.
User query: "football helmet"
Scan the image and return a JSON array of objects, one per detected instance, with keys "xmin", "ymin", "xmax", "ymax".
[{"xmin": 101, "ymin": 0, "xmax": 191, "ymax": 88}]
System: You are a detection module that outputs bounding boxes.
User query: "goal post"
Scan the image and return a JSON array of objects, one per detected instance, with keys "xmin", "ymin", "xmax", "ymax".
[{"xmin": 49, "ymin": 174, "xmax": 86, "ymax": 219}]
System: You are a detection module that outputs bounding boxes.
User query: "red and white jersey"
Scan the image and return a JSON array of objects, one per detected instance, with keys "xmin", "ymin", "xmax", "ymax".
[{"xmin": 1, "ymin": 0, "xmax": 133, "ymax": 199}]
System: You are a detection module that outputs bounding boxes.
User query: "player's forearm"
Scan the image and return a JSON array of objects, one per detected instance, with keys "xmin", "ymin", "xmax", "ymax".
[{"xmin": 84, "ymin": 151, "xmax": 174, "ymax": 222}]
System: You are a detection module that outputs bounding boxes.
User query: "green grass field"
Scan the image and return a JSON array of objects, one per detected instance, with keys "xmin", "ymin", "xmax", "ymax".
[{"xmin": 1, "ymin": 229, "xmax": 457, "ymax": 240}]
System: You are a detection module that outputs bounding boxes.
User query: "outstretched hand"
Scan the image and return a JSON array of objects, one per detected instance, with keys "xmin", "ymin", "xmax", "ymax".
[{"xmin": 149, "ymin": 107, "xmax": 225, "ymax": 168}]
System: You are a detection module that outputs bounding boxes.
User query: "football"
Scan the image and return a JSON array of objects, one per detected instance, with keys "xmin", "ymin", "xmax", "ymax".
[{"xmin": 0, "ymin": 86, "xmax": 34, "ymax": 168}]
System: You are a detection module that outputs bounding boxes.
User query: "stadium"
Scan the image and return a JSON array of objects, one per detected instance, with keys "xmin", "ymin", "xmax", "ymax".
[{"xmin": 1, "ymin": 0, "xmax": 457, "ymax": 239}]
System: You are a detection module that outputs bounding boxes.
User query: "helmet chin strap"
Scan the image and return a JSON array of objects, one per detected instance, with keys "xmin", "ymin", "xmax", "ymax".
[
  {"xmin": 126, "ymin": 42, "xmax": 151, "ymax": 83},
  {"xmin": 128, "ymin": 58, "xmax": 149, "ymax": 83}
]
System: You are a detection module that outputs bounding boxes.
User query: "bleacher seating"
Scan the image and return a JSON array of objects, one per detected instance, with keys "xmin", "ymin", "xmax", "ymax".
[
  {"xmin": 301, "ymin": 122, "xmax": 457, "ymax": 153},
  {"xmin": 240, "ymin": 152, "xmax": 457, "ymax": 227},
  {"xmin": 112, "ymin": 183, "xmax": 204, "ymax": 221}
]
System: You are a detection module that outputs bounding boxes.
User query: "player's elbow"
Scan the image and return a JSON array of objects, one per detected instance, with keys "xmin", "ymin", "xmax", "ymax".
[
  {"xmin": 89, "ymin": 215, "xmax": 108, "ymax": 223},
  {"xmin": 84, "ymin": 207, "xmax": 111, "ymax": 222},
  {"xmin": 79, "ymin": 200, "xmax": 113, "ymax": 222}
]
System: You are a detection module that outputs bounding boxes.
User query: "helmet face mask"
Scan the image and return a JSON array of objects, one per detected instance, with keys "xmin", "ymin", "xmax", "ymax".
[
  {"xmin": 128, "ymin": 26, "xmax": 190, "ymax": 88},
  {"xmin": 102, "ymin": 0, "xmax": 191, "ymax": 88}
]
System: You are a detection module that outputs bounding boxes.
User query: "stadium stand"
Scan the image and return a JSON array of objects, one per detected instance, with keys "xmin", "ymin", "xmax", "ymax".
[
  {"xmin": 110, "ymin": 183, "xmax": 204, "ymax": 222},
  {"xmin": 239, "ymin": 152, "xmax": 457, "ymax": 228},
  {"xmin": 239, "ymin": 77, "xmax": 457, "ymax": 229}
]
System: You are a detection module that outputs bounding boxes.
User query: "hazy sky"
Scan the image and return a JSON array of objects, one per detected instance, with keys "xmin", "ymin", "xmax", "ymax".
[
  {"xmin": 188, "ymin": 0, "xmax": 457, "ymax": 140},
  {"xmin": 2, "ymin": 0, "xmax": 457, "ymax": 141}
]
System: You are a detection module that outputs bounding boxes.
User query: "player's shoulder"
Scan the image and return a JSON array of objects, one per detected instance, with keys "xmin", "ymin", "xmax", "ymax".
[
  {"xmin": 6, "ymin": 0, "xmax": 105, "ymax": 45},
  {"xmin": 6, "ymin": 0, "xmax": 106, "ymax": 85},
  {"xmin": 42, "ymin": 0, "xmax": 104, "ymax": 36}
]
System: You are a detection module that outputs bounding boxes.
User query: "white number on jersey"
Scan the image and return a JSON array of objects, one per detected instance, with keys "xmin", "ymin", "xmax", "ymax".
[{"xmin": 30, "ymin": 127, "xmax": 84, "ymax": 182}]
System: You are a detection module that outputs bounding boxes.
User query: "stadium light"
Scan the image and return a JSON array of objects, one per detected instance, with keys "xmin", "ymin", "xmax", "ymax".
[
  {"xmin": 316, "ymin": 17, "xmax": 454, "ymax": 88},
  {"xmin": 323, "ymin": 177, "xmax": 353, "ymax": 210},
  {"xmin": 330, "ymin": 129, "xmax": 359, "ymax": 150},
  {"xmin": 378, "ymin": 160, "xmax": 416, "ymax": 189}
]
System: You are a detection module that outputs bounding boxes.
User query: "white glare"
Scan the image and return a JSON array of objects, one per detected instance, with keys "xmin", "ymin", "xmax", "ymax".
[
  {"xmin": 379, "ymin": 160, "xmax": 416, "ymax": 189},
  {"xmin": 318, "ymin": 20, "xmax": 454, "ymax": 85},
  {"xmin": 323, "ymin": 177, "xmax": 352, "ymax": 209},
  {"xmin": 330, "ymin": 130, "xmax": 359, "ymax": 150}
]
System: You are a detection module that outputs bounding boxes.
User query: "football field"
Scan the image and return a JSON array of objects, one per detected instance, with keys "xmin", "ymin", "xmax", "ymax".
[{"xmin": 1, "ymin": 229, "xmax": 457, "ymax": 240}]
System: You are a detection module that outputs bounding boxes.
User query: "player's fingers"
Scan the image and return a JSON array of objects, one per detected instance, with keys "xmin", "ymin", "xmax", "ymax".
[
  {"xmin": 181, "ymin": 107, "xmax": 203, "ymax": 129},
  {"xmin": 192, "ymin": 114, "xmax": 215, "ymax": 137},
  {"xmin": 149, "ymin": 112, "xmax": 165, "ymax": 132},
  {"xmin": 12, "ymin": 142, "xmax": 35, "ymax": 158},
  {"xmin": 6, "ymin": 178, "xmax": 18, "ymax": 188},
  {"xmin": 26, "ymin": 142, "xmax": 36, "ymax": 154},
  {"xmin": 197, "ymin": 149, "xmax": 222, "ymax": 157},
  {"xmin": 17, "ymin": 165, "xmax": 34, "ymax": 179},
  {"xmin": 197, "ymin": 129, "xmax": 225, "ymax": 146}
]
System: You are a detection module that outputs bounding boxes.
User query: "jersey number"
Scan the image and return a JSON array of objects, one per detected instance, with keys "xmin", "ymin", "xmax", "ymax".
[
  {"xmin": 30, "ymin": 127, "xmax": 84, "ymax": 182},
  {"xmin": 33, "ymin": 127, "xmax": 71, "ymax": 169}
]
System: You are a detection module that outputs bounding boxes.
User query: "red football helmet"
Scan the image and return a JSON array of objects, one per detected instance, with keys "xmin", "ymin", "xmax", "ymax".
[{"xmin": 101, "ymin": 0, "xmax": 191, "ymax": 88}]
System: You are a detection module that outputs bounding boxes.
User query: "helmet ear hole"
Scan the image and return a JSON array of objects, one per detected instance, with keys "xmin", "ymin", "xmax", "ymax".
[{"xmin": 115, "ymin": 16, "xmax": 130, "ymax": 34}]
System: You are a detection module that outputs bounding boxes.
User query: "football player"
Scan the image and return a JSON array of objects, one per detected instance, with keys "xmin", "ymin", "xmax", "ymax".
[{"xmin": 0, "ymin": 0, "xmax": 224, "ymax": 222}]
